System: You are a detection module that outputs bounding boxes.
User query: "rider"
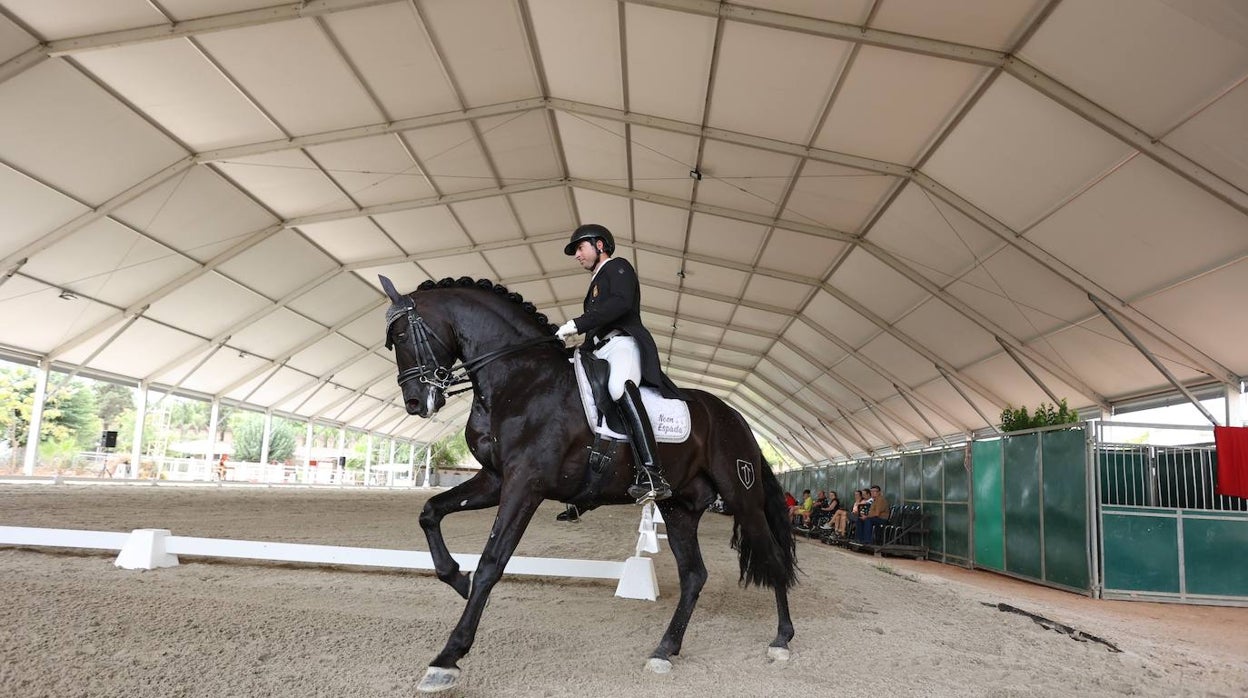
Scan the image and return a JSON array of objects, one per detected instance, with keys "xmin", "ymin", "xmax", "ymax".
[{"xmin": 556, "ymin": 223, "xmax": 684, "ymax": 503}]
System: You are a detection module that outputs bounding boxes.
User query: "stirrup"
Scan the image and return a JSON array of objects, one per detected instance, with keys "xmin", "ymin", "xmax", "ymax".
[{"xmin": 628, "ymin": 471, "xmax": 672, "ymax": 503}]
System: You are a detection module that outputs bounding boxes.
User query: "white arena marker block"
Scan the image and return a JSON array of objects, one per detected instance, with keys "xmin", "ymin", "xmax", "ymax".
[
  {"xmin": 115, "ymin": 529, "xmax": 179, "ymax": 570},
  {"xmin": 615, "ymin": 555, "xmax": 659, "ymax": 601}
]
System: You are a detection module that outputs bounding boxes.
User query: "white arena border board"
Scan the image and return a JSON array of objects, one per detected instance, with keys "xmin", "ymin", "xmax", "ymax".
[{"xmin": 0, "ymin": 506, "xmax": 666, "ymax": 600}]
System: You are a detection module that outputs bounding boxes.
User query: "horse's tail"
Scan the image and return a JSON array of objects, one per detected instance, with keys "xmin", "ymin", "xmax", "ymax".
[{"xmin": 730, "ymin": 457, "xmax": 798, "ymax": 591}]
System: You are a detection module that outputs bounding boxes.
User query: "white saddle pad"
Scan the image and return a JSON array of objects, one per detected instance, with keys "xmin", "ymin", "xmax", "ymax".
[{"xmin": 571, "ymin": 351, "xmax": 691, "ymax": 444}]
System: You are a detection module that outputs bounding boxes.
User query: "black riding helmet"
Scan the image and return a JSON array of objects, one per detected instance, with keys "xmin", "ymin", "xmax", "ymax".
[{"xmin": 563, "ymin": 223, "xmax": 615, "ymax": 256}]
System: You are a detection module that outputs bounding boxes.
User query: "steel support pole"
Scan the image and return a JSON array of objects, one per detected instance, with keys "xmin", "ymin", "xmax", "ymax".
[
  {"xmin": 305, "ymin": 421, "xmax": 314, "ymax": 484},
  {"xmin": 130, "ymin": 381, "xmax": 147, "ymax": 479},
  {"xmin": 408, "ymin": 441, "xmax": 416, "ymax": 488},
  {"xmin": 260, "ymin": 410, "xmax": 272, "ymax": 481},
  {"xmin": 422, "ymin": 443, "xmax": 432, "ymax": 487},
  {"xmin": 21, "ymin": 363, "xmax": 49, "ymax": 476},
  {"xmin": 337, "ymin": 427, "xmax": 346, "ymax": 484},
  {"xmin": 365, "ymin": 433, "xmax": 373, "ymax": 487},
  {"xmin": 205, "ymin": 399, "xmax": 220, "ymax": 478}
]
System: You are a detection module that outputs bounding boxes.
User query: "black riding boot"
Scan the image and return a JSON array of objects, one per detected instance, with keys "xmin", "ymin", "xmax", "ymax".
[{"xmin": 617, "ymin": 380, "xmax": 673, "ymax": 503}]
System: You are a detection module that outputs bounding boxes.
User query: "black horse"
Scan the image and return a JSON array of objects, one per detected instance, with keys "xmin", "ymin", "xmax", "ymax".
[{"xmin": 379, "ymin": 276, "xmax": 797, "ymax": 693}]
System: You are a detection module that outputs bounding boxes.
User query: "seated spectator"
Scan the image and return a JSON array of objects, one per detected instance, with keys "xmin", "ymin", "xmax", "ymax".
[
  {"xmin": 855, "ymin": 485, "xmax": 890, "ymax": 544},
  {"xmin": 790, "ymin": 489, "xmax": 814, "ymax": 527},
  {"xmin": 784, "ymin": 491, "xmax": 797, "ymax": 509},
  {"xmin": 831, "ymin": 489, "xmax": 864, "ymax": 537},
  {"xmin": 814, "ymin": 490, "xmax": 840, "ymax": 530}
]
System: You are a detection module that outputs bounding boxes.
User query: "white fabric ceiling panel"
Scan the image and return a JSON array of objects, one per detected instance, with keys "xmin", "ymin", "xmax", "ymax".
[
  {"xmin": 873, "ymin": 0, "xmax": 1044, "ymax": 51},
  {"xmin": 747, "ymin": 0, "xmax": 873, "ymax": 23},
  {"xmin": 509, "ymin": 187, "xmax": 575, "ymax": 236},
  {"xmin": 1020, "ymin": 0, "xmax": 1248, "ymax": 136},
  {"xmin": 634, "ymin": 250, "xmax": 681, "ymax": 285},
  {"xmin": 828, "ymin": 248, "xmax": 927, "ymax": 323},
  {"xmin": 630, "ymin": 126, "xmax": 699, "ymax": 202},
  {"xmin": 290, "ymin": 383, "xmax": 352, "ymax": 418},
  {"xmin": 730, "ymin": 306, "xmax": 791, "ymax": 335},
  {"xmin": 687, "ymin": 213, "xmax": 766, "ymax": 265},
  {"xmin": 195, "ymin": 20, "xmax": 382, "ymax": 136},
  {"xmin": 328, "ymin": 353, "xmax": 393, "ymax": 393},
  {"xmin": 799, "ymin": 293, "xmax": 879, "ymax": 349},
  {"xmin": 74, "ymin": 40, "xmax": 285, "ymax": 152},
  {"xmin": 624, "ymin": 3, "xmax": 714, "ymax": 124},
  {"xmin": 22, "ymin": 217, "xmax": 197, "ymax": 308},
  {"xmin": 482, "ymin": 246, "xmax": 542, "ymax": 279},
  {"xmin": 241, "ymin": 366, "xmax": 320, "ymax": 408},
  {"xmin": 741, "ymin": 274, "xmax": 811, "ymax": 312},
  {"xmin": 0, "ymin": 11, "xmax": 37, "ymax": 62},
  {"xmin": 671, "ymin": 338, "xmax": 714, "ymax": 361},
  {"xmin": 419, "ymin": 0, "xmax": 538, "ymax": 107},
  {"xmin": 668, "ymin": 355, "xmax": 710, "ymax": 375},
  {"xmin": 450, "ymin": 197, "xmax": 521, "ymax": 243},
  {"xmin": 113, "ymin": 166, "xmax": 277, "ymax": 263},
  {"xmin": 924, "ymin": 74, "xmax": 1132, "ymax": 231},
  {"xmin": 892, "ymin": 297, "xmax": 999, "ymax": 369},
  {"xmin": 785, "ymin": 162, "xmax": 895, "ymax": 233},
  {"xmin": 558, "ymin": 113, "xmax": 628, "ymax": 183},
  {"xmin": 0, "ymin": 164, "xmax": 89, "ymax": 260},
  {"xmin": 913, "ymin": 379, "xmax": 991, "ymax": 431},
  {"xmin": 828, "ymin": 355, "xmax": 897, "ymax": 402},
  {"xmin": 286, "ymin": 334, "xmax": 368, "ymax": 378},
  {"xmin": 781, "ymin": 322, "xmax": 849, "ymax": 367},
  {"xmin": 709, "ymin": 21, "xmax": 849, "ymax": 144},
  {"xmin": 715, "ymin": 332, "xmax": 769, "ymax": 359},
  {"xmin": 668, "ymin": 317, "xmax": 723, "ymax": 345},
  {"xmin": 213, "ymin": 150, "xmax": 347, "ymax": 219},
  {"xmin": 355, "ymin": 264, "xmax": 424, "ymax": 300},
  {"xmin": 710, "ymin": 347, "xmax": 758, "ymax": 370},
  {"xmin": 159, "ymin": 1, "xmax": 282, "ymax": 19},
  {"xmin": 145, "ymin": 272, "xmax": 270, "ymax": 338},
  {"xmin": 632, "ymin": 201, "xmax": 688, "ymax": 248},
  {"xmin": 534, "ymin": 239, "xmax": 576, "ymax": 275},
  {"xmin": 297, "ymin": 218, "xmax": 396, "ymax": 265},
  {"xmin": 374, "ymin": 205, "xmax": 469, "ymax": 256},
  {"xmin": 571, "ymin": 187, "xmax": 631, "ymax": 238},
  {"xmin": 866, "ymin": 183, "xmax": 1000, "ymax": 285},
  {"xmin": 528, "ymin": 0, "xmax": 621, "ymax": 109},
  {"xmin": 677, "ymin": 294, "xmax": 736, "ymax": 325},
  {"xmin": 84, "ymin": 318, "xmax": 203, "ymax": 378},
  {"xmin": 0, "ymin": 60, "xmax": 185, "ymax": 205},
  {"xmin": 1165, "ymin": 80, "xmax": 1248, "ymax": 194},
  {"xmin": 766, "ymin": 343, "xmax": 821, "ymax": 383},
  {"xmin": 217, "ymin": 230, "xmax": 337, "ymax": 300},
  {"xmin": 697, "ymin": 141, "xmax": 798, "ymax": 217},
  {"xmin": 755, "ymin": 226, "xmax": 846, "ymax": 279},
  {"xmin": 323, "ymin": 3, "xmax": 461, "ymax": 120},
  {"xmin": 228, "ymin": 308, "xmax": 325, "ymax": 359},
  {"xmin": 153, "ymin": 347, "xmax": 266, "ymax": 395},
  {"xmin": 854, "ymin": 331, "xmax": 939, "ymax": 388},
  {"xmin": 307, "ymin": 135, "xmax": 436, "ymax": 208},
  {"xmin": 641, "ymin": 285, "xmax": 679, "ymax": 315},
  {"xmin": 960, "ymin": 352, "xmax": 1081, "ymax": 415},
  {"xmin": 419, "ymin": 252, "xmax": 495, "ymax": 283},
  {"xmin": 401, "ymin": 123, "xmax": 496, "ymax": 194},
  {"xmin": 1, "ymin": 0, "xmax": 160, "ymax": 38},
  {"xmin": 945, "ymin": 247, "xmax": 1092, "ymax": 341},
  {"xmin": 1027, "ymin": 318, "xmax": 1204, "ymax": 399},
  {"xmin": 1024, "ymin": 156, "xmax": 1248, "ymax": 301},
  {"xmin": 547, "ymin": 275, "xmax": 587, "ymax": 305},
  {"xmin": 815, "ymin": 46, "xmax": 987, "ymax": 166},
  {"xmin": 0, "ymin": 277, "xmax": 116, "ymax": 354},
  {"xmin": 1134, "ymin": 257, "xmax": 1248, "ymax": 375},
  {"xmin": 681, "ymin": 259, "xmax": 748, "ymax": 298},
  {"xmin": 477, "ymin": 110, "xmax": 561, "ymax": 184}
]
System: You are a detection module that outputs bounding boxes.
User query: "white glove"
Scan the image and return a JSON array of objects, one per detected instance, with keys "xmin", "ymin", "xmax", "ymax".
[{"xmin": 555, "ymin": 320, "xmax": 579, "ymax": 340}]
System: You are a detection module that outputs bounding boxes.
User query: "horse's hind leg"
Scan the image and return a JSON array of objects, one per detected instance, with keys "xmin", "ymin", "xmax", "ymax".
[
  {"xmin": 647, "ymin": 501, "xmax": 707, "ymax": 672},
  {"xmin": 418, "ymin": 484, "xmax": 543, "ymax": 694},
  {"xmin": 769, "ymin": 584, "xmax": 795, "ymax": 660},
  {"xmin": 419, "ymin": 469, "xmax": 502, "ymax": 599}
]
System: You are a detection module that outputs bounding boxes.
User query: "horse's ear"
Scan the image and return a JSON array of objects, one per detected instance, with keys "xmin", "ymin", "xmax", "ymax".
[{"xmin": 378, "ymin": 275, "xmax": 405, "ymax": 304}]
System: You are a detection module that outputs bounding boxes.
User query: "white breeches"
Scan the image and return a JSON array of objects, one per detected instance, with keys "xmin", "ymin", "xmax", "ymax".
[{"xmin": 593, "ymin": 336, "xmax": 641, "ymax": 401}]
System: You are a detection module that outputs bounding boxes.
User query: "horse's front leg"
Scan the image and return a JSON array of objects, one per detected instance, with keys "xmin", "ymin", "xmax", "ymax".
[
  {"xmin": 419, "ymin": 469, "xmax": 502, "ymax": 599},
  {"xmin": 647, "ymin": 501, "xmax": 708, "ymax": 673},
  {"xmin": 417, "ymin": 482, "xmax": 543, "ymax": 694}
]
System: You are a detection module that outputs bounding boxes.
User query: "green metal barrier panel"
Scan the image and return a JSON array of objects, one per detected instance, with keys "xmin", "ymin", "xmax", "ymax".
[
  {"xmin": 1102, "ymin": 507, "xmax": 1181, "ymax": 594},
  {"xmin": 1183, "ymin": 511, "xmax": 1248, "ymax": 597},
  {"xmin": 925, "ymin": 501, "xmax": 944, "ymax": 556},
  {"xmin": 972, "ymin": 439, "xmax": 1004, "ymax": 571},
  {"xmin": 1042, "ymin": 429, "xmax": 1089, "ymax": 591},
  {"xmin": 883, "ymin": 457, "xmax": 902, "ymax": 500},
  {"xmin": 902, "ymin": 454, "xmax": 922, "ymax": 502},
  {"xmin": 921, "ymin": 452, "xmax": 942, "ymax": 503},
  {"xmin": 942, "ymin": 448, "xmax": 970, "ymax": 562},
  {"xmin": 1003, "ymin": 433, "xmax": 1042, "ymax": 580}
]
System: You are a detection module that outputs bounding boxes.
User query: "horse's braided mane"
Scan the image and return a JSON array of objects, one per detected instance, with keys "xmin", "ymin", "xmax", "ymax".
[{"xmin": 416, "ymin": 276, "xmax": 558, "ymax": 335}]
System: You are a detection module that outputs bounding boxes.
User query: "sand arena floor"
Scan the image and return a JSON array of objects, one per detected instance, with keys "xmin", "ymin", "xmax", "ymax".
[{"xmin": 1, "ymin": 484, "xmax": 1245, "ymax": 697}]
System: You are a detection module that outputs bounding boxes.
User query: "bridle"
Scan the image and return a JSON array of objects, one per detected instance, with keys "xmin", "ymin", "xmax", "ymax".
[{"xmin": 385, "ymin": 297, "xmax": 559, "ymax": 398}]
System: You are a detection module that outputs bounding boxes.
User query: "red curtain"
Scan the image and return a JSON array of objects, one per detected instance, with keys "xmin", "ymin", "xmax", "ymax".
[{"xmin": 1213, "ymin": 426, "xmax": 1248, "ymax": 499}]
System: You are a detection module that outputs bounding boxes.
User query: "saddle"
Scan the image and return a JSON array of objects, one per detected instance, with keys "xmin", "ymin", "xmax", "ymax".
[{"xmin": 572, "ymin": 348, "xmax": 691, "ymax": 444}]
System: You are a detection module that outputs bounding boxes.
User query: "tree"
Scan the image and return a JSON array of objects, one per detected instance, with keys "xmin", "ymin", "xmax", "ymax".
[
  {"xmin": 0, "ymin": 367, "xmax": 100, "ymax": 449},
  {"xmin": 428, "ymin": 430, "xmax": 470, "ymax": 469},
  {"xmin": 229, "ymin": 412, "xmax": 297, "ymax": 463},
  {"xmin": 92, "ymin": 382, "xmax": 134, "ymax": 430}
]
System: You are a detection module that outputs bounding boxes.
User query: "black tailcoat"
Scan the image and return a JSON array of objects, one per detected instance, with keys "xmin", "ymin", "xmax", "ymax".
[{"xmin": 572, "ymin": 257, "xmax": 684, "ymax": 399}]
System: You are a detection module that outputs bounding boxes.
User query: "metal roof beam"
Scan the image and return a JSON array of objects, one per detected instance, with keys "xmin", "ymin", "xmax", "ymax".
[{"xmin": 285, "ymin": 179, "xmax": 564, "ymax": 227}]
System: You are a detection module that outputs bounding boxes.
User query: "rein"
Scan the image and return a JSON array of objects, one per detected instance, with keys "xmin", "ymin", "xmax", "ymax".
[{"xmin": 388, "ymin": 301, "xmax": 560, "ymax": 398}]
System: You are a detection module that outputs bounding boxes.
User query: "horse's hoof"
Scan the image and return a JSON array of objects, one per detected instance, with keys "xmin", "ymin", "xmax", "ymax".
[
  {"xmin": 645, "ymin": 658, "xmax": 672, "ymax": 674},
  {"xmin": 451, "ymin": 572, "xmax": 471, "ymax": 600},
  {"xmin": 767, "ymin": 646, "xmax": 791, "ymax": 662},
  {"xmin": 417, "ymin": 666, "xmax": 461, "ymax": 693}
]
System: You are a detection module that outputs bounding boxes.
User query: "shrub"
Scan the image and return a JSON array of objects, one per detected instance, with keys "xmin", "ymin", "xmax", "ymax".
[{"xmin": 1000, "ymin": 399, "xmax": 1079, "ymax": 432}]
